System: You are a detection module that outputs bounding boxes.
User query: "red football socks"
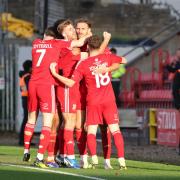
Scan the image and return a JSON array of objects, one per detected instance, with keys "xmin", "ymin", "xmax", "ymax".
[
  {"xmin": 112, "ymin": 130, "xmax": 125, "ymax": 158},
  {"xmin": 47, "ymin": 132, "xmax": 57, "ymax": 157},
  {"xmin": 38, "ymin": 126, "xmax": 51, "ymax": 154},
  {"xmin": 57, "ymin": 128, "xmax": 67, "ymax": 156},
  {"xmin": 87, "ymin": 133, "xmax": 96, "ymax": 156},
  {"xmin": 75, "ymin": 128, "xmax": 87, "ymax": 155},
  {"xmin": 54, "ymin": 133, "xmax": 59, "ymax": 156},
  {"xmin": 100, "ymin": 127, "xmax": 111, "ymax": 159},
  {"xmin": 24, "ymin": 123, "xmax": 35, "ymax": 150},
  {"xmin": 64, "ymin": 129, "xmax": 74, "ymax": 156}
]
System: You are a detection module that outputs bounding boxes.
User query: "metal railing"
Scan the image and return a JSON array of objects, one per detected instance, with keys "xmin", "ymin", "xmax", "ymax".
[{"xmin": 0, "ymin": 0, "xmax": 16, "ymax": 131}]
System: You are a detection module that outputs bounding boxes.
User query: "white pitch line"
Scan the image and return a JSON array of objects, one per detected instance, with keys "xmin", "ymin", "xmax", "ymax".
[{"xmin": 0, "ymin": 163, "xmax": 105, "ymax": 180}]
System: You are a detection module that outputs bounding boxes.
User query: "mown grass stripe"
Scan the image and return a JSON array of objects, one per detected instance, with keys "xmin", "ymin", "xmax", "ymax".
[{"xmin": 0, "ymin": 163, "xmax": 105, "ymax": 180}]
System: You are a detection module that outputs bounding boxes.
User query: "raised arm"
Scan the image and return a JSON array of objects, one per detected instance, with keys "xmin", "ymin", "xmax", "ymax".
[
  {"xmin": 50, "ymin": 63, "xmax": 75, "ymax": 87},
  {"xmin": 98, "ymin": 32, "xmax": 111, "ymax": 54}
]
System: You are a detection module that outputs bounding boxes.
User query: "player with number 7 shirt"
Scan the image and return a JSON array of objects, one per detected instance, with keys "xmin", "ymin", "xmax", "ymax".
[
  {"xmin": 23, "ymin": 26, "xmax": 91, "ymax": 168},
  {"xmin": 50, "ymin": 35, "xmax": 127, "ymax": 170}
]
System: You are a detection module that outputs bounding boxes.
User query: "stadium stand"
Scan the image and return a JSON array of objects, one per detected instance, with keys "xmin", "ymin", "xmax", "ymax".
[{"xmin": 120, "ymin": 48, "xmax": 174, "ymax": 110}]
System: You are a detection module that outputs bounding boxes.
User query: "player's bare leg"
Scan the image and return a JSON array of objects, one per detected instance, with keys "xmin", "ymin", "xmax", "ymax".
[{"xmin": 108, "ymin": 123, "xmax": 127, "ymax": 170}]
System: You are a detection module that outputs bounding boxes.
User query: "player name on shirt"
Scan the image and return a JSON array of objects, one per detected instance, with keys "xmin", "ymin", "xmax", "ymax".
[
  {"xmin": 33, "ymin": 44, "xmax": 53, "ymax": 49},
  {"xmin": 89, "ymin": 58, "xmax": 108, "ymax": 73}
]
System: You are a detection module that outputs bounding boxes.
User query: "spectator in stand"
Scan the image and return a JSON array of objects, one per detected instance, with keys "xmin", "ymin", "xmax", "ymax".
[
  {"xmin": 166, "ymin": 48, "xmax": 180, "ymax": 110},
  {"xmin": 110, "ymin": 47, "xmax": 126, "ymax": 107}
]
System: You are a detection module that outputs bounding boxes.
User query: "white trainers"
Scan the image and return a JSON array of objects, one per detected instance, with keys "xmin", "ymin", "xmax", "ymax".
[
  {"xmin": 82, "ymin": 160, "xmax": 89, "ymax": 169},
  {"xmin": 118, "ymin": 157, "xmax": 127, "ymax": 170},
  {"xmin": 104, "ymin": 159, "xmax": 113, "ymax": 169},
  {"xmin": 88, "ymin": 155, "xmax": 98, "ymax": 169},
  {"xmin": 104, "ymin": 162, "xmax": 113, "ymax": 169},
  {"xmin": 80, "ymin": 155, "xmax": 89, "ymax": 169},
  {"xmin": 92, "ymin": 155, "xmax": 98, "ymax": 165}
]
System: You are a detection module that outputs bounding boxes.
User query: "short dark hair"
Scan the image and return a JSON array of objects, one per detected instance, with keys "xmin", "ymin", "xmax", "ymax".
[
  {"xmin": 23, "ymin": 60, "xmax": 32, "ymax": 72},
  {"xmin": 87, "ymin": 35, "xmax": 102, "ymax": 50},
  {"xmin": 53, "ymin": 19, "xmax": 66, "ymax": 39},
  {"xmin": 44, "ymin": 26, "xmax": 56, "ymax": 38},
  {"xmin": 110, "ymin": 47, "xmax": 117, "ymax": 54},
  {"xmin": 75, "ymin": 18, "xmax": 92, "ymax": 28}
]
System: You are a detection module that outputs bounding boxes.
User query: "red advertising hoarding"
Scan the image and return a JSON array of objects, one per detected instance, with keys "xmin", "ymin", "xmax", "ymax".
[{"xmin": 157, "ymin": 109, "xmax": 180, "ymax": 147}]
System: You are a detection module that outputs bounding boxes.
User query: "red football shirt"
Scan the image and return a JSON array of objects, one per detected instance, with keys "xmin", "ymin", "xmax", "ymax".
[
  {"xmin": 58, "ymin": 48, "xmax": 80, "ymax": 78},
  {"xmin": 72, "ymin": 53, "xmax": 123, "ymax": 105},
  {"xmin": 79, "ymin": 45, "xmax": 111, "ymax": 98},
  {"xmin": 30, "ymin": 38, "xmax": 71, "ymax": 84}
]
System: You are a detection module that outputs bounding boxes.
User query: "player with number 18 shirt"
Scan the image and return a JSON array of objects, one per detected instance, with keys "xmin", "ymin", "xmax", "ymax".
[{"xmin": 72, "ymin": 53, "xmax": 122, "ymax": 125}]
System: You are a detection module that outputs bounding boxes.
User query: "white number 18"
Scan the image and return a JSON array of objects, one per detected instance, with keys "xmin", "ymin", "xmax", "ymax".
[{"xmin": 94, "ymin": 72, "xmax": 110, "ymax": 88}]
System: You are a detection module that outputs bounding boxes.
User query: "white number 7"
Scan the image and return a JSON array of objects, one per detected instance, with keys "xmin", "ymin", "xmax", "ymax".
[{"xmin": 36, "ymin": 49, "xmax": 46, "ymax": 67}]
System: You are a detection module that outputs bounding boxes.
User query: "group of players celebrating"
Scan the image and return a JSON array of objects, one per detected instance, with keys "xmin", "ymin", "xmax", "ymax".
[{"xmin": 22, "ymin": 18, "xmax": 127, "ymax": 170}]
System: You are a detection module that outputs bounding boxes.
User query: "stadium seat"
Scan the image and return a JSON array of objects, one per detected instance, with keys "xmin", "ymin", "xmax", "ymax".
[
  {"xmin": 136, "ymin": 89, "xmax": 173, "ymax": 109},
  {"xmin": 119, "ymin": 91, "xmax": 136, "ymax": 108}
]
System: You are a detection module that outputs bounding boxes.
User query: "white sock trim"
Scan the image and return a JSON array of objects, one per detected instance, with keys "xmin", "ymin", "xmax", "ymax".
[
  {"xmin": 104, "ymin": 159, "xmax": 110, "ymax": 164},
  {"xmin": 37, "ymin": 153, "xmax": 44, "ymax": 161},
  {"xmin": 24, "ymin": 149, "xmax": 29, "ymax": 154},
  {"xmin": 67, "ymin": 155, "xmax": 75, "ymax": 159}
]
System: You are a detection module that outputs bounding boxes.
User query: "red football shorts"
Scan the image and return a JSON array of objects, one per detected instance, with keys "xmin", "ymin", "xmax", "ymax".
[
  {"xmin": 28, "ymin": 82, "xmax": 56, "ymax": 113},
  {"xmin": 56, "ymin": 84, "xmax": 78, "ymax": 113},
  {"xmin": 86, "ymin": 101, "xmax": 119, "ymax": 126}
]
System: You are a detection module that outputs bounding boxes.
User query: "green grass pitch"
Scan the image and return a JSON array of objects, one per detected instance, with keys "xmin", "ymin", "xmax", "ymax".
[{"xmin": 1, "ymin": 146, "xmax": 180, "ymax": 180}]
